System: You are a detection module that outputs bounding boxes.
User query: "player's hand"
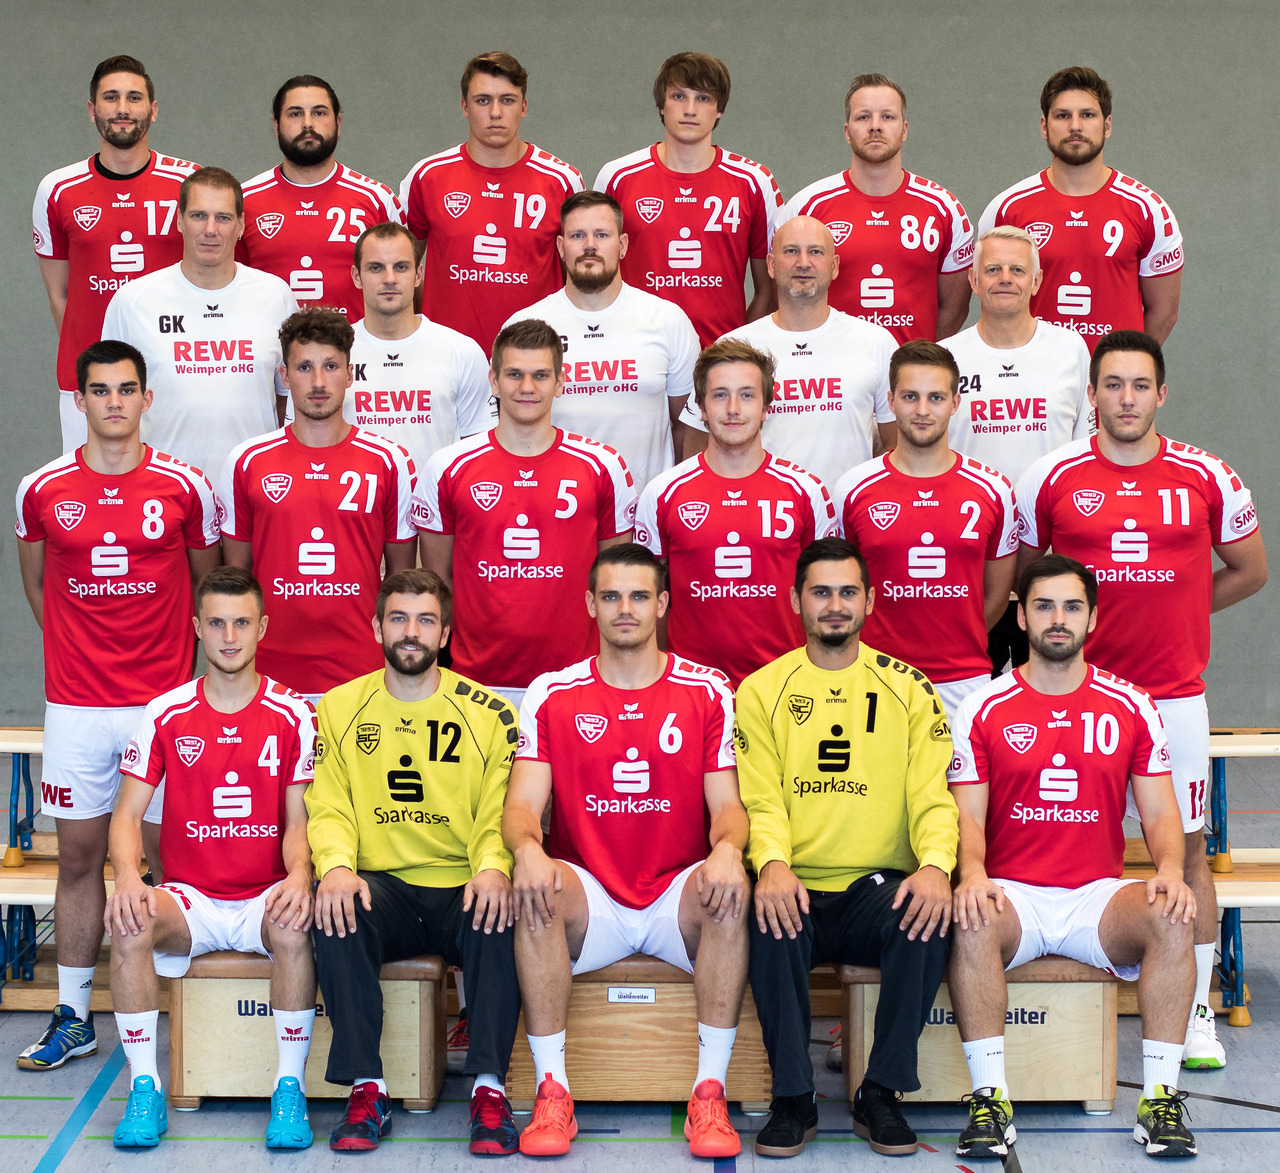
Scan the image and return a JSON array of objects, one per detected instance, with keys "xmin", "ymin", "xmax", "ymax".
[
  {"xmin": 754, "ymin": 860, "xmax": 810, "ymax": 940},
  {"xmin": 1148, "ymin": 870, "xmax": 1196, "ymax": 925},
  {"xmin": 893, "ymin": 864, "xmax": 953, "ymax": 941},
  {"xmin": 105, "ymin": 872, "xmax": 157, "ymax": 938},
  {"xmin": 696, "ymin": 841, "xmax": 749, "ymax": 923},
  {"xmin": 464, "ymin": 868, "xmax": 514, "ymax": 934},
  {"xmin": 314, "ymin": 866, "xmax": 371, "ymax": 938},
  {"xmin": 953, "ymin": 870, "xmax": 1005, "ymax": 932},
  {"xmin": 266, "ymin": 867, "xmax": 314, "ymax": 934},
  {"xmin": 512, "ymin": 843, "xmax": 562, "ymax": 929}
]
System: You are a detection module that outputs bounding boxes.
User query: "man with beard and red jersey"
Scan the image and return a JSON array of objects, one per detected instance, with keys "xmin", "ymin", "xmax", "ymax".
[
  {"xmin": 239, "ymin": 76, "xmax": 402, "ymax": 321},
  {"xmin": 34, "ymin": 54, "xmax": 199, "ymax": 452},
  {"xmin": 1016, "ymin": 330, "xmax": 1267, "ymax": 1070},
  {"xmin": 400, "ymin": 52, "xmax": 582, "ymax": 354},
  {"xmin": 778, "ymin": 74, "xmax": 972, "ymax": 345},
  {"xmin": 978, "ymin": 67, "xmax": 1183, "ymax": 351},
  {"xmin": 504, "ymin": 191, "xmax": 699, "ymax": 490},
  {"xmin": 595, "ymin": 52, "xmax": 783, "ymax": 348},
  {"xmin": 504, "ymin": 543, "xmax": 747, "ymax": 1159},
  {"xmin": 636, "ymin": 339, "xmax": 837, "ymax": 689}
]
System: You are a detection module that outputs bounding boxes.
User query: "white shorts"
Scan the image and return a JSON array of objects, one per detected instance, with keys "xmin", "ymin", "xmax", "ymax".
[
  {"xmin": 567, "ymin": 859, "xmax": 700, "ymax": 976},
  {"xmin": 152, "ymin": 880, "xmax": 274, "ymax": 977},
  {"xmin": 42, "ymin": 703, "xmax": 164, "ymax": 823},
  {"xmin": 998, "ymin": 875, "xmax": 1143, "ymax": 981},
  {"xmin": 934, "ymin": 674, "xmax": 993, "ymax": 718},
  {"xmin": 59, "ymin": 389, "xmax": 87, "ymax": 453},
  {"xmin": 1124, "ymin": 694, "xmax": 1208, "ymax": 833}
]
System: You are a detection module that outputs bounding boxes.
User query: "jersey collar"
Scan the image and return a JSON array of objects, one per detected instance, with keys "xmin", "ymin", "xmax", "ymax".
[
  {"xmin": 1088, "ymin": 432, "xmax": 1167, "ymax": 473},
  {"xmin": 196, "ymin": 672, "xmax": 268, "ymax": 715},
  {"xmin": 648, "ymin": 142, "xmax": 722, "ymax": 178},
  {"xmin": 460, "ymin": 141, "xmax": 535, "ymax": 175}
]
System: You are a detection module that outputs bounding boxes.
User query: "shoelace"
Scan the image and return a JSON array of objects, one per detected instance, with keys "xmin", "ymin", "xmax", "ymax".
[
  {"xmin": 689, "ymin": 1096, "xmax": 738, "ymax": 1139},
  {"xmin": 861, "ymin": 1087, "xmax": 908, "ymax": 1129},
  {"xmin": 1147, "ymin": 1090, "xmax": 1192, "ymax": 1133},
  {"xmin": 123, "ymin": 1087, "xmax": 157, "ymax": 1120},
  {"xmin": 446, "ymin": 1020, "xmax": 470, "ymax": 1047},
  {"xmin": 472, "ymin": 1088, "xmax": 509, "ymax": 1130},
  {"xmin": 527, "ymin": 1092, "xmax": 573, "ymax": 1134},
  {"xmin": 342, "ymin": 1087, "xmax": 383, "ymax": 1127},
  {"xmin": 961, "ymin": 1090, "xmax": 1006, "ymax": 1129},
  {"xmin": 273, "ymin": 1086, "xmax": 304, "ymax": 1121}
]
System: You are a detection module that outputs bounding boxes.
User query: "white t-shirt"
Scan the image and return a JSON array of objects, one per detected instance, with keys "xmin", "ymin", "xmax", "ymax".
[
  {"xmin": 681, "ymin": 308, "xmax": 895, "ymax": 490},
  {"xmin": 102, "ymin": 262, "xmax": 297, "ymax": 478},
  {"xmin": 504, "ymin": 283, "xmax": 699, "ymax": 491},
  {"xmin": 941, "ymin": 319, "xmax": 1093, "ymax": 487}
]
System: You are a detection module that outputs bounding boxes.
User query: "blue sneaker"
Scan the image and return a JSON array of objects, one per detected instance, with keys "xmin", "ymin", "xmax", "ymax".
[
  {"xmin": 114, "ymin": 1074, "xmax": 168, "ymax": 1148},
  {"xmin": 266, "ymin": 1076, "xmax": 314, "ymax": 1149},
  {"xmin": 16, "ymin": 1005, "xmax": 96, "ymax": 1070}
]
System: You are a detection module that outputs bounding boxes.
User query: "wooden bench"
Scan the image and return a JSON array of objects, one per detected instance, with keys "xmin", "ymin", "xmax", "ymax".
[
  {"xmin": 506, "ymin": 954, "xmax": 772, "ymax": 1112},
  {"xmin": 167, "ymin": 950, "xmax": 446, "ymax": 1111}
]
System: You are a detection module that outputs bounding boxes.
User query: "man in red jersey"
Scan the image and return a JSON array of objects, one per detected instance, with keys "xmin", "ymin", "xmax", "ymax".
[
  {"xmin": 978, "ymin": 67, "xmax": 1183, "ymax": 351},
  {"xmin": 400, "ymin": 51, "xmax": 583, "ymax": 354},
  {"xmin": 220, "ymin": 309, "xmax": 416, "ymax": 701},
  {"xmin": 34, "ymin": 55, "xmax": 199, "ymax": 451},
  {"xmin": 1016, "ymin": 330, "xmax": 1267, "ymax": 1069},
  {"xmin": 835, "ymin": 340, "xmax": 1017, "ymax": 716},
  {"xmin": 595, "ymin": 52, "xmax": 783, "ymax": 347},
  {"xmin": 14, "ymin": 340, "xmax": 220, "ymax": 1070},
  {"xmin": 778, "ymin": 74, "xmax": 972, "ymax": 344},
  {"xmin": 947, "ymin": 555, "xmax": 1197, "ymax": 1159},
  {"xmin": 107, "ymin": 567, "xmax": 317, "ymax": 1150},
  {"xmin": 504, "ymin": 543, "xmax": 747, "ymax": 1159},
  {"xmin": 636, "ymin": 339, "xmax": 837, "ymax": 688},
  {"xmin": 239, "ymin": 76, "xmax": 402, "ymax": 321}
]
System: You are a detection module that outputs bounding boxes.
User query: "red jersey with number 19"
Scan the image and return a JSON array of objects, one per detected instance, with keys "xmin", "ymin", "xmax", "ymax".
[{"xmin": 517, "ymin": 654, "xmax": 736, "ymax": 907}]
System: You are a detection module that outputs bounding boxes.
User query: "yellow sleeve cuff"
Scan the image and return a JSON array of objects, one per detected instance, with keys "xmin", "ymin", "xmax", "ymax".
[
  {"xmin": 752, "ymin": 847, "xmax": 791, "ymax": 875},
  {"xmin": 474, "ymin": 853, "xmax": 513, "ymax": 880},
  {"xmin": 315, "ymin": 853, "xmax": 357, "ymax": 880},
  {"xmin": 918, "ymin": 848, "xmax": 957, "ymax": 877}
]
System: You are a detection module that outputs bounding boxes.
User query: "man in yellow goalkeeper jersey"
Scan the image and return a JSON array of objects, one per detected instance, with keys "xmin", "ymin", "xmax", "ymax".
[{"xmin": 736, "ymin": 536, "xmax": 958, "ymax": 1158}]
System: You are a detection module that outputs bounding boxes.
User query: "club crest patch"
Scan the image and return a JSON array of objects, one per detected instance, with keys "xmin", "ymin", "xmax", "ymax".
[
  {"xmin": 444, "ymin": 192, "xmax": 471, "ymax": 218},
  {"xmin": 73, "ymin": 206, "xmax": 102, "ymax": 231},
  {"xmin": 1026, "ymin": 221, "xmax": 1054, "ymax": 248},
  {"xmin": 175, "ymin": 737, "xmax": 204, "ymax": 767},
  {"xmin": 677, "ymin": 501, "xmax": 709, "ymax": 530},
  {"xmin": 262, "ymin": 474, "xmax": 292, "ymax": 503},
  {"xmin": 635, "ymin": 197, "xmax": 663, "ymax": 224},
  {"xmin": 575, "ymin": 714, "xmax": 608, "ymax": 743},
  {"xmin": 827, "ymin": 220, "xmax": 853, "ymax": 246},
  {"xmin": 356, "ymin": 723, "xmax": 380, "ymax": 754},
  {"xmin": 787, "ymin": 695, "xmax": 813, "ymax": 725},
  {"xmin": 470, "ymin": 481, "xmax": 502, "ymax": 511},
  {"xmin": 256, "ymin": 213, "xmax": 284, "ymax": 239},
  {"xmin": 1003, "ymin": 724, "xmax": 1037, "ymax": 754},
  {"xmin": 868, "ymin": 501, "xmax": 900, "ymax": 530},
  {"xmin": 1073, "ymin": 489, "xmax": 1105, "ymax": 517},
  {"xmin": 55, "ymin": 501, "xmax": 85, "ymax": 530}
]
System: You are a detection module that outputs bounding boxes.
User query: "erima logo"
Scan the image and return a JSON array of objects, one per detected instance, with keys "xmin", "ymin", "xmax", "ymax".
[
  {"xmin": 727, "ymin": 491, "xmax": 742, "ymax": 499},
  {"xmin": 487, "ymin": 182, "xmax": 500, "ymax": 191},
  {"xmin": 1066, "ymin": 209, "xmax": 1089, "ymax": 226},
  {"xmin": 865, "ymin": 209, "xmax": 889, "ymax": 225},
  {"xmin": 482, "ymin": 182, "xmax": 504, "ymax": 198},
  {"xmin": 204, "ymin": 303, "xmax": 223, "ymax": 317},
  {"xmin": 306, "ymin": 461, "xmax": 329, "ymax": 481},
  {"xmin": 674, "ymin": 186, "xmax": 696, "ymax": 204},
  {"xmin": 1047, "ymin": 708, "xmax": 1072, "ymax": 729},
  {"xmin": 126, "ymin": 1028, "xmax": 147, "ymax": 1039},
  {"xmin": 1117, "ymin": 480, "xmax": 1142, "ymax": 496},
  {"xmin": 999, "ymin": 363, "xmax": 1018, "ymax": 377},
  {"xmin": 300, "ymin": 201, "xmax": 314, "ymax": 209},
  {"xmin": 218, "ymin": 725, "xmax": 241, "ymax": 744},
  {"xmin": 918, "ymin": 491, "xmax": 933, "ymax": 500}
]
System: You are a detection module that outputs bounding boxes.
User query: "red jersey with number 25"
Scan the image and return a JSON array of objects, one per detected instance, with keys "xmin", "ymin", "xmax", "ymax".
[
  {"xmin": 1016, "ymin": 436, "xmax": 1257, "ymax": 699},
  {"xmin": 517, "ymin": 654, "xmax": 736, "ymax": 907}
]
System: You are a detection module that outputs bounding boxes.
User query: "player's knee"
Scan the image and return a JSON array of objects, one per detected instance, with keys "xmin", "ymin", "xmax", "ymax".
[
  {"xmin": 270, "ymin": 923, "xmax": 314, "ymax": 958},
  {"xmin": 112, "ymin": 926, "xmax": 154, "ymax": 960}
]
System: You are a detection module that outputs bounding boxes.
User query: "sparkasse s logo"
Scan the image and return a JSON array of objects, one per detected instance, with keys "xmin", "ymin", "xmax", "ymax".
[
  {"xmin": 502, "ymin": 515, "xmax": 540, "ymax": 559},
  {"xmin": 714, "ymin": 532, "xmax": 751, "ymax": 578},
  {"xmin": 612, "ymin": 748, "xmax": 650, "ymax": 793},
  {"xmin": 1038, "ymin": 753, "xmax": 1078, "ymax": 801},
  {"xmin": 473, "ymin": 224, "xmax": 507, "ymax": 265},
  {"xmin": 668, "ymin": 228, "xmax": 701, "ymax": 269},
  {"xmin": 907, "ymin": 532, "xmax": 946, "ymax": 579},
  {"xmin": 860, "ymin": 265, "xmax": 894, "ymax": 308},
  {"xmin": 1110, "ymin": 519, "xmax": 1148, "ymax": 563}
]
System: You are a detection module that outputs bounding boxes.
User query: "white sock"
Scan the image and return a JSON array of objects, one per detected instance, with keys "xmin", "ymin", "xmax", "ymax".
[
  {"xmin": 116, "ymin": 1010, "xmax": 161, "ymax": 1090},
  {"xmin": 1142, "ymin": 1040, "xmax": 1181, "ymax": 1098},
  {"xmin": 694, "ymin": 1023, "xmax": 737, "ymax": 1091},
  {"xmin": 58, "ymin": 965, "xmax": 95, "ymax": 1021},
  {"xmin": 962, "ymin": 1036, "xmax": 1007, "ymax": 1095},
  {"xmin": 472, "ymin": 1073, "xmax": 504, "ymax": 1097},
  {"xmin": 355, "ymin": 1077, "xmax": 387, "ymax": 1095},
  {"xmin": 528, "ymin": 1030, "xmax": 568, "ymax": 1092},
  {"xmin": 273, "ymin": 1008, "xmax": 315, "ymax": 1089},
  {"xmin": 456, "ymin": 968, "xmax": 467, "ymax": 1013},
  {"xmin": 1193, "ymin": 943, "xmax": 1215, "ymax": 1013}
]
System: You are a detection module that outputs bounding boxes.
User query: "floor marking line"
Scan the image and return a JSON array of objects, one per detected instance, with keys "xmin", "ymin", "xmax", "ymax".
[
  {"xmin": 0, "ymin": 1099, "xmax": 73, "ymax": 1103},
  {"xmin": 32, "ymin": 1043, "xmax": 125, "ymax": 1173},
  {"xmin": 1116, "ymin": 1079, "xmax": 1280, "ymax": 1114}
]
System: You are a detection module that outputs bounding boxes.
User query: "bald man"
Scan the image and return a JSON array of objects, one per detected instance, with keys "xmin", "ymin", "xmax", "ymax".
[{"xmin": 681, "ymin": 217, "xmax": 897, "ymax": 488}]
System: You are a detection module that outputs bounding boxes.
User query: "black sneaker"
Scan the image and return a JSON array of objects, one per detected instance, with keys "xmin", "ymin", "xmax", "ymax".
[
  {"xmin": 956, "ymin": 1086, "xmax": 1015, "ymax": 1158},
  {"xmin": 851, "ymin": 1079, "xmax": 918, "ymax": 1156},
  {"xmin": 1135, "ymin": 1086, "xmax": 1197, "ymax": 1158},
  {"xmin": 754, "ymin": 1092, "xmax": 818, "ymax": 1157}
]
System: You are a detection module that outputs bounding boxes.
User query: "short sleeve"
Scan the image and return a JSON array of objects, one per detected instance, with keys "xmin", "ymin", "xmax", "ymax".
[
  {"xmin": 453, "ymin": 339, "xmax": 497, "ymax": 435},
  {"xmin": 700, "ymin": 672, "xmax": 738, "ymax": 771},
  {"xmin": 1203, "ymin": 452, "xmax": 1258, "ymax": 544},
  {"xmin": 664, "ymin": 305, "xmax": 700, "ymax": 402},
  {"xmin": 633, "ymin": 482, "xmax": 664, "ymax": 554},
  {"xmin": 1136, "ymin": 189, "xmax": 1183, "ymax": 278},
  {"xmin": 1130, "ymin": 693, "xmax": 1172, "ymax": 777},
  {"xmin": 873, "ymin": 333, "xmax": 895, "ymax": 424},
  {"xmin": 383, "ymin": 440, "xmax": 418, "ymax": 542},
  {"xmin": 15, "ymin": 472, "xmax": 46, "ymax": 542},
  {"xmin": 400, "ymin": 165, "xmax": 429, "ymax": 239},
  {"xmin": 289, "ymin": 698, "xmax": 318, "ymax": 784},
  {"xmin": 32, "ymin": 175, "xmax": 66, "ymax": 260},
  {"xmin": 412, "ymin": 448, "xmax": 453, "ymax": 534},
  {"xmin": 182, "ymin": 468, "xmax": 221, "ymax": 549},
  {"xmin": 121, "ymin": 705, "xmax": 165, "ymax": 788},
  {"xmin": 218, "ymin": 448, "xmax": 251, "ymax": 542},
  {"xmin": 939, "ymin": 189, "xmax": 975, "ymax": 273},
  {"xmin": 746, "ymin": 175, "xmax": 772, "ymax": 260},
  {"xmin": 593, "ymin": 446, "xmax": 637, "ymax": 538},
  {"xmin": 1014, "ymin": 455, "xmax": 1055, "ymax": 549},
  {"xmin": 101, "ymin": 286, "xmax": 132, "ymax": 345},
  {"xmin": 945, "ymin": 690, "xmax": 986, "ymax": 785},
  {"xmin": 515, "ymin": 679, "xmax": 552, "ymax": 762},
  {"xmin": 679, "ymin": 389, "xmax": 707, "ymax": 432},
  {"xmin": 984, "ymin": 472, "xmax": 1019, "ymax": 559}
]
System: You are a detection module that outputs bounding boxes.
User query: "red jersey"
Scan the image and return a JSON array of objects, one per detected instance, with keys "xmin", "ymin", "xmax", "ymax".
[
  {"xmin": 399, "ymin": 143, "xmax": 583, "ymax": 353},
  {"xmin": 122, "ymin": 675, "xmax": 314, "ymax": 900},
  {"xmin": 237, "ymin": 163, "xmax": 401, "ymax": 321},
  {"xmin": 1016, "ymin": 436, "xmax": 1257, "ymax": 699},
  {"xmin": 635, "ymin": 453, "xmax": 837, "ymax": 688},
  {"xmin": 948, "ymin": 666, "xmax": 1169, "ymax": 889},
  {"xmin": 414, "ymin": 430, "xmax": 637, "ymax": 688},
  {"xmin": 835, "ymin": 454, "xmax": 1018, "ymax": 684},
  {"xmin": 15, "ymin": 447, "xmax": 219, "ymax": 707},
  {"xmin": 595, "ymin": 146, "xmax": 783, "ymax": 346},
  {"xmin": 779, "ymin": 170, "xmax": 973, "ymax": 343},
  {"xmin": 978, "ymin": 169, "xmax": 1183, "ymax": 351},
  {"xmin": 517, "ymin": 654, "xmax": 736, "ymax": 907},
  {"xmin": 33, "ymin": 151, "xmax": 200, "ymax": 391},
  {"xmin": 218, "ymin": 426, "xmax": 416, "ymax": 696}
]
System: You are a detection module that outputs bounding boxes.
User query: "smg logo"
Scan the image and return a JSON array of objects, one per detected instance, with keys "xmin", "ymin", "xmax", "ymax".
[
  {"xmin": 289, "ymin": 254, "xmax": 324, "ymax": 299},
  {"xmin": 1111, "ymin": 519, "xmax": 1148, "ymax": 563},
  {"xmin": 298, "ymin": 527, "xmax": 336, "ymax": 575},
  {"xmin": 668, "ymin": 227, "xmax": 702, "ymax": 269},
  {"xmin": 473, "ymin": 224, "xmax": 507, "ymax": 266},
  {"xmin": 1056, "ymin": 271, "xmax": 1091, "ymax": 316},
  {"xmin": 860, "ymin": 264, "xmax": 894, "ymax": 308},
  {"xmin": 714, "ymin": 531, "xmax": 752, "ymax": 578},
  {"xmin": 907, "ymin": 532, "xmax": 946, "ymax": 579}
]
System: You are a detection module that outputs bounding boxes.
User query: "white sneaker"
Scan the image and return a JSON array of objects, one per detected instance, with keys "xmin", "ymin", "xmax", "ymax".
[
  {"xmin": 825, "ymin": 1026, "xmax": 842, "ymax": 1071},
  {"xmin": 1182, "ymin": 1003, "xmax": 1226, "ymax": 1069}
]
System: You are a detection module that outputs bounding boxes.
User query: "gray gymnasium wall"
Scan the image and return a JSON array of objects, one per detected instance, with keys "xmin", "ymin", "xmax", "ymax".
[{"xmin": 2, "ymin": 0, "xmax": 1276, "ymax": 723}]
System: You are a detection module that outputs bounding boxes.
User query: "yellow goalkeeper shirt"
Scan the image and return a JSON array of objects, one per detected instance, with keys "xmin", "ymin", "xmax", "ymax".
[
  {"xmin": 307, "ymin": 669, "xmax": 518, "ymax": 887},
  {"xmin": 735, "ymin": 643, "xmax": 958, "ymax": 890}
]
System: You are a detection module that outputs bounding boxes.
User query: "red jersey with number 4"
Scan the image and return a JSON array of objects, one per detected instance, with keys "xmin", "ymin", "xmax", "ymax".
[
  {"xmin": 517, "ymin": 654, "xmax": 736, "ymax": 907},
  {"xmin": 635, "ymin": 453, "xmax": 837, "ymax": 688},
  {"xmin": 978, "ymin": 169, "xmax": 1183, "ymax": 352},
  {"xmin": 414, "ymin": 430, "xmax": 637, "ymax": 688},
  {"xmin": 778, "ymin": 170, "xmax": 973, "ymax": 343},
  {"xmin": 947, "ymin": 666, "xmax": 1169, "ymax": 890},
  {"xmin": 400, "ymin": 143, "xmax": 583, "ymax": 353},
  {"xmin": 237, "ymin": 163, "xmax": 402, "ymax": 321},
  {"xmin": 1016, "ymin": 436, "xmax": 1256, "ymax": 699},
  {"xmin": 835, "ymin": 455, "xmax": 1017, "ymax": 684},
  {"xmin": 122, "ymin": 675, "xmax": 315, "ymax": 900},
  {"xmin": 33, "ymin": 152, "xmax": 200, "ymax": 391},
  {"xmin": 15, "ymin": 447, "xmax": 219, "ymax": 707},
  {"xmin": 595, "ymin": 145, "xmax": 783, "ymax": 346}
]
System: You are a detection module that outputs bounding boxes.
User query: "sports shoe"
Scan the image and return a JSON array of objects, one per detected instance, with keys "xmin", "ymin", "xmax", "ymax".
[
  {"xmin": 754, "ymin": 1092, "xmax": 818, "ymax": 1157},
  {"xmin": 684, "ymin": 1079, "xmax": 741, "ymax": 1158},
  {"xmin": 1182, "ymin": 1004, "xmax": 1226, "ymax": 1070},
  {"xmin": 469, "ymin": 1085, "xmax": 518, "ymax": 1156},
  {"xmin": 113, "ymin": 1074, "xmax": 168, "ymax": 1148},
  {"xmin": 265, "ymin": 1077, "xmax": 313, "ymax": 1150},
  {"xmin": 17, "ymin": 1005, "xmax": 97, "ymax": 1070},
  {"xmin": 956, "ymin": 1087, "xmax": 1015, "ymax": 1158},
  {"xmin": 329, "ymin": 1081, "xmax": 392, "ymax": 1151},
  {"xmin": 1134, "ymin": 1086, "xmax": 1197, "ymax": 1157},
  {"xmin": 826, "ymin": 1024, "xmax": 842, "ymax": 1070},
  {"xmin": 518, "ymin": 1075, "xmax": 577, "ymax": 1156},
  {"xmin": 447, "ymin": 1013, "xmax": 470, "ymax": 1075},
  {"xmin": 852, "ymin": 1079, "xmax": 918, "ymax": 1155}
]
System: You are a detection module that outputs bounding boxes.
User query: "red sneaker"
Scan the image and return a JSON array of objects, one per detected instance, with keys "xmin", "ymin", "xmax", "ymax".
[
  {"xmin": 446, "ymin": 1015, "xmax": 470, "ymax": 1075},
  {"xmin": 827, "ymin": 1024, "xmax": 843, "ymax": 1070},
  {"xmin": 469, "ymin": 1085, "xmax": 518, "ymax": 1155},
  {"xmin": 685, "ymin": 1079, "xmax": 741, "ymax": 1158},
  {"xmin": 518, "ymin": 1075, "xmax": 577, "ymax": 1156}
]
